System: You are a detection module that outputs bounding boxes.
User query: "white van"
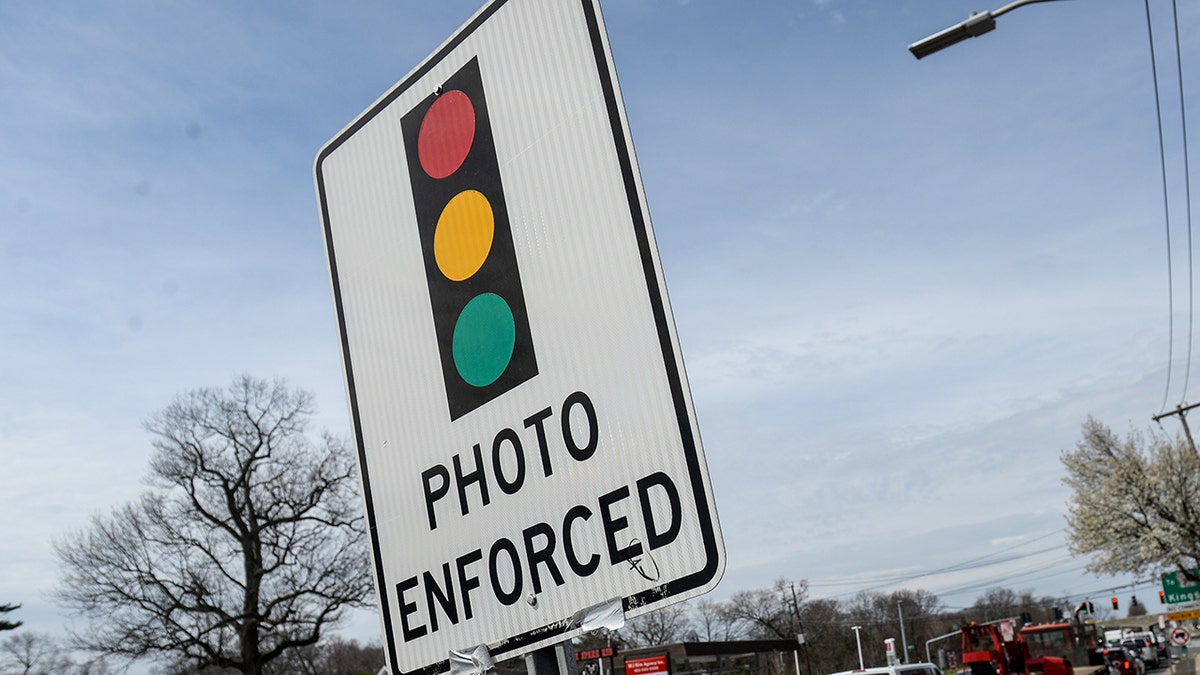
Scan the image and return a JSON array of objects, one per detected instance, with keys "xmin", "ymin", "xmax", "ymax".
[{"xmin": 828, "ymin": 664, "xmax": 943, "ymax": 675}]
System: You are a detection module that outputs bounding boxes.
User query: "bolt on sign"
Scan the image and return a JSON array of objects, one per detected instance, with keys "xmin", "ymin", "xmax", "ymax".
[{"xmin": 313, "ymin": 1, "xmax": 725, "ymax": 674}]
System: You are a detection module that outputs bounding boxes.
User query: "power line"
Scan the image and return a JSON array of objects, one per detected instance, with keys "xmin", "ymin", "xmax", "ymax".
[
  {"xmin": 808, "ymin": 544, "xmax": 1068, "ymax": 591},
  {"xmin": 1147, "ymin": 0, "xmax": 1178, "ymax": 416},
  {"xmin": 1168, "ymin": 0, "xmax": 1194, "ymax": 408},
  {"xmin": 809, "ymin": 533, "xmax": 1079, "ymax": 600},
  {"xmin": 1147, "ymin": 0, "xmax": 1196, "ymax": 415},
  {"xmin": 934, "ymin": 557, "xmax": 1085, "ymax": 598},
  {"xmin": 807, "ymin": 531, "xmax": 1065, "ymax": 590}
]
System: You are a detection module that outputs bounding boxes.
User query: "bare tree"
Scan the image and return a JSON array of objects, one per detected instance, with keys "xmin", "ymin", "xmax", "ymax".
[
  {"xmin": 1061, "ymin": 417, "xmax": 1200, "ymax": 580},
  {"xmin": 0, "ymin": 632, "xmax": 110, "ymax": 675},
  {"xmin": 622, "ymin": 602, "xmax": 694, "ymax": 648},
  {"xmin": 784, "ymin": 594, "xmax": 844, "ymax": 675},
  {"xmin": 725, "ymin": 579, "xmax": 799, "ymax": 640},
  {"xmin": 688, "ymin": 599, "xmax": 747, "ymax": 642},
  {"xmin": 970, "ymin": 588, "xmax": 1024, "ymax": 623},
  {"xmin": 53, "ymin": 376, "xmax": 373, "ymax": 675},
  {"xmin": 223, "ymin": 636, "xmax": 382, "ymax": 675},
  {"xmin": 2, "ymin": 631, "xmax": 54, "ymax": 675}
]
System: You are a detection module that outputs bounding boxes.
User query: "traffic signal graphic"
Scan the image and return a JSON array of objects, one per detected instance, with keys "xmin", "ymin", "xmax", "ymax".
[{"xmin": 402, "ymin": 58, "xmax": 537, "ymax": 420}]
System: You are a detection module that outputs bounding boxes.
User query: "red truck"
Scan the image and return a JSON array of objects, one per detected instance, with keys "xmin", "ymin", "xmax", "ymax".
[{"xmin": 960, "ymin": 621, "xmax": 1073, "ymax": 675}]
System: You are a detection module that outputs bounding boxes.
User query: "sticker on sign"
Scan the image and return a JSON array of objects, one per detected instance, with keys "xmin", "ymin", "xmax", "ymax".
[{"xmin": 313, "ymin": 0, "xmax": 725, "ymax": 673}]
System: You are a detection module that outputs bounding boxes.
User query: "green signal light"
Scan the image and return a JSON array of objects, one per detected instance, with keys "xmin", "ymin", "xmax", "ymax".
[{"xmin": 452, "ymin": 293, "xmax": 516, "ymax": 387}]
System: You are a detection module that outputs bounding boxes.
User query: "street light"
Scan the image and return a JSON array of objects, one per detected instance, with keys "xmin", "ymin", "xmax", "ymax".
[
  {"xmin": 908, "ymin": 0, "xmax": 1068, "ymax": 59},
  {"xmin": 852, "ymin": 625, "xmax": 865, "ymax": 669}
]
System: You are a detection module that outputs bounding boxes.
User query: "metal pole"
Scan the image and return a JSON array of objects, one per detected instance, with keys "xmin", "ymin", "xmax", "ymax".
[
  {"xmin": 853, "ymin": 626, "xmax": 865, "ymax": 669},
  {"xmin": 926, "ymin": 629, "xmax": 963, "ymax": 665},
  {"xmin": 527, "ymin": 643, "xmax": 579, "ymax": 675},
  {"xmin": 898, "ymin": 602, "xmax": 909, "ymax": 664},
  {"xmin": 791, "ymin": 585, "xmax": 812, "ymax": 675},
  {"xmin": 794, "ymin": 650, "xmax": 801, "ymax": 675}
]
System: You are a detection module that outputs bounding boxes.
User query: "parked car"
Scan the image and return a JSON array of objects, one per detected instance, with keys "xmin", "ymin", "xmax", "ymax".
[{"xmin": 1102, "ymin": 647, "xmax": 1146, "ymax": 675}]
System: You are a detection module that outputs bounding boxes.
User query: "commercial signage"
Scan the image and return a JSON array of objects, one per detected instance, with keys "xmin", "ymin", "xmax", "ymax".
[
  {"xmin": 314, "ymin": 0, "xmax": 724, "ymax": 673},
  {"xmin": 625, "ymin": 655, "xmax": 670, "ymax": 675},
  {"xmin": 576, "ymin": 647, "xmax": 617, "ymax": 661}
]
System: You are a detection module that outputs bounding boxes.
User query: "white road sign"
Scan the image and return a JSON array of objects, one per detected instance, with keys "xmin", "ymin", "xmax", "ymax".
[
  {"xmin": 314, "ymin": 1, "xmax": 725, "ymax": 673},
  {"xmin": 1171, "ymin": 627, "xmax": 1191, "ymax": 646}
]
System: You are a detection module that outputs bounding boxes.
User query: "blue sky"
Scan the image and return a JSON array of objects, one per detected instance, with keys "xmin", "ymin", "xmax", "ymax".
[{"xmin": 2, "ymin": 0, "xmax": 1197, "ymax": 665}]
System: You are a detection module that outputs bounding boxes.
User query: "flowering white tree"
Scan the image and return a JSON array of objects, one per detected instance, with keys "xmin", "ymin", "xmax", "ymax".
[{"xmin": 1061, "ymin": 417, "xmax": 1200, "ymax": 579}]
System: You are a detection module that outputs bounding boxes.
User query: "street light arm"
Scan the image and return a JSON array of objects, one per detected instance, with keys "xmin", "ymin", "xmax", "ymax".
[{"xmin": 908, "ymin": 0, "xmax": 1071, "ymax": 59}]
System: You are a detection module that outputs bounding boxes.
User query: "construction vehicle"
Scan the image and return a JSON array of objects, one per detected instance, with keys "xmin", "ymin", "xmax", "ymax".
[
  {"xmin": 960, "ymin": 620, "xmax": 1073, "ymax": 675},
  {"xmin": 1020, "ymin": 620, "xmax": 1105, "ymax": 669}
]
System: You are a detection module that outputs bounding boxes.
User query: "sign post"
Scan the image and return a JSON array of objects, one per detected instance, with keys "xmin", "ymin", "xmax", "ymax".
[{"xmin": 315, "ymin": 1, "xmax": 724, "ymax": 673}]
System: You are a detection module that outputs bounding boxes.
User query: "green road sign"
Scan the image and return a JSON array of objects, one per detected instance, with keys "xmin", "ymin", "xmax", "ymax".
[{"xmin": 1162, "ymin": 569, "xmax": 1200, "ymax": 604}]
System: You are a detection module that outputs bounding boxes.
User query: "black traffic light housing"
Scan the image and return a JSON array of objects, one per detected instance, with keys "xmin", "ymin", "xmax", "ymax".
[
  {"xmin": 1111, "ymin": 597, "xmax": 1119, "ymax": 610},
  {"xmin": 402, "ymin": 58, "xmax": 538, "ymax": 420},
  {"xmin": 1160, "ymin": 590, "xmax": 1167, "ymax": 604}
]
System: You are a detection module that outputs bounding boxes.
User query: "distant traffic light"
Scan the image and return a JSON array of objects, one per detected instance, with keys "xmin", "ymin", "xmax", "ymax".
[
  {"xmin": 1111, "ymin": 597, "xmax": 1119, "ymax": 610},
  {"xmin": 1160, "ymin": 591, "xmax": 1166, "ymax": 604}
]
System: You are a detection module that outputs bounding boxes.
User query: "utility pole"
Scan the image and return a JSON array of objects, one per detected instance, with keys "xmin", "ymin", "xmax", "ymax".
[
  {"xmin": 898, "ymin": 602, "xmax": 909, "ymax": 664},
  {"xmin": 790, "ymin": 584, "xmax": 814, "ymax": 675},
  {"xmin": 852, "ymin": 626, "xmax": 865, "ymax": 669},
  {"xmin": 1152, "ymin": 401, "xmax": 1200, "ymax": 457}
]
